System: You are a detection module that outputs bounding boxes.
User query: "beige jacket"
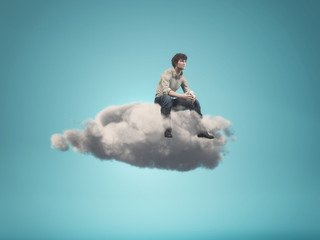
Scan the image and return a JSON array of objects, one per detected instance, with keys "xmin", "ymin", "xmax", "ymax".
[{"xmin": 155, "ymin": 68, "xmax": 190, "ymax": 98}]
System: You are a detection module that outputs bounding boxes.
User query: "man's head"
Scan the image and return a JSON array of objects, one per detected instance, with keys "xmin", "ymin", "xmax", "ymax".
[{"xmin": 171, "ymin": 53, "xmax": 187, "ymax": 69}]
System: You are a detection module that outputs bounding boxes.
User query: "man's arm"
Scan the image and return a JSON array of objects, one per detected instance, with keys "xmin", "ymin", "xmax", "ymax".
[
  {"xmin": 179, "ymin": 76, "xmax": 195, "ymax": 103},
  {"xmin": 181, "ymin": 77, "xmax": 190, "ymax": 94},
  {"xmin": 159, "ymin": 71, "xmax": 173, "ymax": 95}
]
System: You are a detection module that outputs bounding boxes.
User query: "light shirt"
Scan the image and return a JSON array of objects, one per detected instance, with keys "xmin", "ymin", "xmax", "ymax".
[{"xmin": 155, "ymin": 68, "xmax": 190, "ymax": 98}]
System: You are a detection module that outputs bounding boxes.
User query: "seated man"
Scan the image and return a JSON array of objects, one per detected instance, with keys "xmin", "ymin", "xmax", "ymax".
[{"xmin": 154, "ymin": 53, "xmax": 214, "ymax": 139}]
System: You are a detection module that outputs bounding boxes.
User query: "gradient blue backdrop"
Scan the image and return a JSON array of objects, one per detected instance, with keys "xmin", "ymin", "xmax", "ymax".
[{"xmin": 1, "ymin": 0, "xmax": 319, "ymax": 239}]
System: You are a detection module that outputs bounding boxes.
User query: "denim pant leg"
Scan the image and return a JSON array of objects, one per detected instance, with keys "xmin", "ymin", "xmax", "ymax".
[
  {"xmin": 154, "ymin": 95, "xmax": 173, "ymax": 117},
  {"xmin": 154, "ymin": 95, "xmax": 173, "ymax": 131},
  {"xmin": 172, "ymin": 98, "xmax": 202, "ymax": 117}
]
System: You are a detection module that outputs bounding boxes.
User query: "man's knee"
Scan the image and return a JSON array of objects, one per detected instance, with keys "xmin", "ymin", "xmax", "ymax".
[
  {"xmin": 194, "ymin": 99, "xmax": 201, "ymax": 107},
  {"xmin": 155, "ymin": 95, "xmax": 172, "ymax": 106}
]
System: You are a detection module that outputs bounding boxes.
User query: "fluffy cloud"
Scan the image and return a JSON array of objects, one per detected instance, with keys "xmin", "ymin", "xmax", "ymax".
[
  {"xmin": 51, "ymin": 134, "xmax": 68, "ymax": 151},
  {"xmin": 51, "ymin": 103, "xmax": 233, "ymax": 171}
]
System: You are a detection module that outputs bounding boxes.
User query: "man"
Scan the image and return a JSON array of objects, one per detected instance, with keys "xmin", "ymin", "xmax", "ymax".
[{"xmin": 154, "ymin": 53, "xmax": 214, "ymax": 139}]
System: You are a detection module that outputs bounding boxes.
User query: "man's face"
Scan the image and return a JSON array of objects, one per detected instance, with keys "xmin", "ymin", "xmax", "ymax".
[{"xmin": 176, "ymin": 59, "xmax": 186, "ymax": 70}]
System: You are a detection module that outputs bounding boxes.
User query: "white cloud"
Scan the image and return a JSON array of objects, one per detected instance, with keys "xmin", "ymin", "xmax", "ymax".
[
  {"xmin": 51, "ymin": 103, "xmax": 233, "ymax": 171},
  {"xmin": 51, "ymin": 134, "xmax": 69, "ymax": 151}
]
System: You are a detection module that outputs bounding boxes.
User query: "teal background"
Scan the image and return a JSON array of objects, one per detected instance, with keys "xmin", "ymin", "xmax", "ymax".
[{"xmin": 1, "ymin": 0, "xmax": 319, "ymax": 239}]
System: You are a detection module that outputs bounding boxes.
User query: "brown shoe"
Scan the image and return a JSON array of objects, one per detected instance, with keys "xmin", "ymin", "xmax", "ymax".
[
  {"xmin": 197, "ymin": 131, "xmax": 214, "ymax": 139},
  {"xmin": 164, "ymin": 129, "xmax": 172, "ymax": 138}
]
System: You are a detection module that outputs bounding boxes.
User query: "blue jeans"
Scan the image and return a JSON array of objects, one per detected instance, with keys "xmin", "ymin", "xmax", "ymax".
[{"xmin": 154, "ymin": 95, "xmax": 203, "ymax": 131}]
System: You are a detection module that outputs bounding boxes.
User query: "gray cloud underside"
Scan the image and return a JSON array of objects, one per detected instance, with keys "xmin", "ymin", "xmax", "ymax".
[{"xmin": 51, "ymin": 103, "xmax": 233, "ymax": 171}]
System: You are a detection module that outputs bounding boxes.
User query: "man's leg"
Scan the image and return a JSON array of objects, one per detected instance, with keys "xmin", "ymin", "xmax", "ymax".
[
  {"xmin": 172, "ymin": 98, "xmax": 214, "ymax": 139},
  {"xmin": 192, "ymin": 99, "xmax": 202, "ymax": 117},
  {"xmin": 155, "ymin": 95, "xmax": 173, "ymax": 118},
  {"xmin": 155, "ymin": 95, "xmax": 173, "ymax": 137},
  {"xmin": 172, "ymin": 98, "xmax": 202, "ymax": 117},
  {"xmin": 172, "ymin": 98, "xmax": 203, "ymax": 132}
]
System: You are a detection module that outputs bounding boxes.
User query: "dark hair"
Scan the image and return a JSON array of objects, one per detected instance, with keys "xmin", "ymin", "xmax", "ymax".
[{"xmin": 171, "ymin": 53, "xmax": 187, "ymax": 67}]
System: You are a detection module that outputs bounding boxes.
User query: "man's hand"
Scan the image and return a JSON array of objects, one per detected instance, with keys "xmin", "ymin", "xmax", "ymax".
[
  {"xmin": 190, "ymin": 93, "xmax": 196, "ymax": 104},
  {"xmin": 182, "ymin": 93, "xmax": 195, "ymax": 102},
  {"xmin": 191, "ymin": 95, "xmax": 196, "ymax": 103},
  {"xmin": 168, "ymin": 90, "xmax": 196, "ymax": 103},
  {"xmin": 186, "ymin": 91, "xmax": 197, "ymax": 103}
]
